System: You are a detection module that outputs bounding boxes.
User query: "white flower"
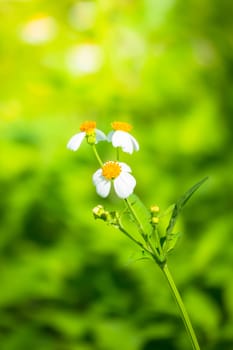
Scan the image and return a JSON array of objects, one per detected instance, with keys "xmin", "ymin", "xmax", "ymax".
[
  {"xmin": 93, "ymin": 161, "xmax": 136, "ymax": 199},
  {"xmin": 67, "ymin": 121, "xmax": 106, "ymax": 151},
  {"xmin": 107, "ymin": 121, "xmax": 139, "ymax": 154}
]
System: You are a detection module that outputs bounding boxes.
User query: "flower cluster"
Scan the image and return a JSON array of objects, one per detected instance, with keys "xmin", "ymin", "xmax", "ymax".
[
  {"xmin": 67, "ymin": 121, "xmax": 206, "ymax": 350},
  {"xmin": 67, "ymin": 121, "xmax": 139, "ymax": 199}
]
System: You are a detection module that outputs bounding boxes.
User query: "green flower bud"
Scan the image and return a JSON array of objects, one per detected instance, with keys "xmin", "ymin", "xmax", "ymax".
[
  {"xmin": 86, "ymin": 131, "xmax": 96, "ymax": 145},
  {"xmin": 92, "ymin": 205, "xmax": 110, "ymax": 221},
  {"xmin": 93, "ymin": 205, "xmax": 104, "ymax": 218},
  {"xmin": 92, "ymin": 205, "xmax": 120, "ymax": 227}
]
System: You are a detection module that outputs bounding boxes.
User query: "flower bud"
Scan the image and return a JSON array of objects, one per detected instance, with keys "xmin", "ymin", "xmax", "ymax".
[
  {"xmin": 150, "ymin": 205, "xmax": 160, "ymax": 214},
  {"xmin": 86, "ymin": 132, "xmax": 96, "ymax": 145},
  {"xmin": 92, "ymin": 205, "xmax": 121, "ymax": 227},
  {"xmin": 92, "ymin": 205, "xmax": 110, "ymax": 221},
  {"xmin": 151, "ymin": 216, "xmax": 159, "ymax": 225},
  {"xmin": 93, "ymin": 204, "xmax": 104, "ymax": 217}
]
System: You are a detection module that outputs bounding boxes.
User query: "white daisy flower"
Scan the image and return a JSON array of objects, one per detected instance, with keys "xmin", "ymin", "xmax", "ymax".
[
  {"xmin": 93, "ymin": 161, "xmax": 136, "ymax": 199},
  {"xmin": 67, "ymin": 121, "xmax": 106, "ymax": 151},
  {"xmin": 107, "ymin": 121, "xmax": 139, "ymax": 154}
]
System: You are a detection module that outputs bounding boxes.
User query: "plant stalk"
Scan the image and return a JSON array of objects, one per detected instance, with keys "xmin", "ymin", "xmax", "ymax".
[
  {"xmin": 161, "ymin": 263, "xmax": 201, "ymax": 350},
  {"xmin": 124, "ymin": 198, "xmax": 158, "ymax": 258},
  {"xmin": 92, "ymin": 145, "xmax": 103, "ymax": 166}
]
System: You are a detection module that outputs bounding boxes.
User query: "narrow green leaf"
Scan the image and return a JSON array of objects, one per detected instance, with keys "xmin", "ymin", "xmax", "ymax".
[
  {"xmin": 177, "ymin": 176, "xmax": 208, "ymax": 210},
  {"xmin": 166, "ymin": 176, "xmax": 208, "ymax": 235}
]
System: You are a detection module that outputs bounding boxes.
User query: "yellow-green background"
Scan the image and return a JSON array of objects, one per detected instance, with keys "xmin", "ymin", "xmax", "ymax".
[{"xmin": 0, "ymin": 1, "xmax": 233, "ymax": 349}]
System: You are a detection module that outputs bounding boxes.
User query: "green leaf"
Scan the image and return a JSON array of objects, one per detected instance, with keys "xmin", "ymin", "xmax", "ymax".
[
  {"xmin": 156, "ymin": 204, "xmax": 175, "ymax": 239},
  {"xmin": 166, "ymin": 176, "xmax": 208, "ymax": 236},
  {"xmin": 127, "ymin": 193, "xmax": 152, "ymax": 236},
  {"xmin": 166, "ymin": 232, "xmax": 181, "ymax": 253}
]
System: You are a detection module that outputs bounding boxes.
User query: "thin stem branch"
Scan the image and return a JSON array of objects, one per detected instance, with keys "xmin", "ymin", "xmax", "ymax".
[
  {"xmin": 118, "ymin": 225, "xmax": 152, "ymax": 256},
  {"xmin": 92, "ymin": 145, "xmax": 103, "ymax": 166},
  {"xmin": 151, "ymin": 226, "xmax": 165, "ymax": 259},
  {"xmin": 124, "ymin": 198, "xmax": 144, "ymax": 235},
  {"xmin": 124, "ymin": 198, "xmax": 160, "ymax": 260},
  {"xmin": 116, "ymin": 147, "xmax": 120, "ymax": 161},
  {"xmin": 161, "ymin": 263, "xmax": 201, "ymax": 350}
]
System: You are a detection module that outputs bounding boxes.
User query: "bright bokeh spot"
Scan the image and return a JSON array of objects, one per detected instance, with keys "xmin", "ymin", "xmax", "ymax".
[
  {"xmin": 66, "ymin": 43, "xmax": 103, "ymax": 75},
  {"xmin": 20, "ymin": 14, "xmax": 57, "ymax": 44}
]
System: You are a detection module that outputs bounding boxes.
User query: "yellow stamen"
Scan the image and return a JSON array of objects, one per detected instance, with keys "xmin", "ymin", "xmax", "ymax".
[
  {"xmin": 102, "ymin": 161, "xmax": 121, "ymax": 180},
  {"xmin": 111, "ymin": 121, "xmax": 132, "ymax": 132},
  {"xmin": 80, "ymin": 121, "xmax": 96, "ymax": 135}
]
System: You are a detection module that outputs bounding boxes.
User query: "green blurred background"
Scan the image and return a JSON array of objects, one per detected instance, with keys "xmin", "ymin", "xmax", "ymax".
[{"xmin": 0, "ymin": 0, "xmax": 233, "ymax": 349}]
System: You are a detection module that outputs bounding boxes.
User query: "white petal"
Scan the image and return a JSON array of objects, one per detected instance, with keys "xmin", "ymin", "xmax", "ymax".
[
  {"xmin": 92, "ymin": 168, "xmax": 103, "ymax": 185},
  {"xmin": 114, "ymin": 172, "xmax": 136, "ymax": 198},
  {"xmin": 107, "ymin": 131, "xmax": 114, "ymax": 142},
  {"xmin": 67, "ymin": 132, "xmax": 85, "ymax": 151},
  {"xmin": 95, "ymin": 129, "xmax": 107, "ymax": 142},
  {"xmin": 95, "ymin": 178, "xmax": 111, "ymax": 198},
  {"xmin": 129, "ymin": 134, "xmax": 139, "ymax": 151},
  {"xmin": 92, "ymin": 168, "xmax": 111, "ymax": 197},
  {"xmin": 118, "ymin": 162, "xmax": 132, "ymax": 173},
  {"xmin": 111, "ymin": 131, "xmax": 134, "ymax": 154}
]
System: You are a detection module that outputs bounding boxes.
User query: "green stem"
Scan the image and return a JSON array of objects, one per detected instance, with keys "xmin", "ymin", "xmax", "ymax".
[
  {"xmin": 152, "ymin": 226, "xmax": 165, "ymax": 259},
  {"xmin": 124, "ymin": 198, "xmax": 160, "ymax": 260},
  {"xmin": 92, "ymin": 145, "xmax": 103, "ymax": 166},
  {"xmin": 161, "ymin": 263, "xmax": 201, "ymax": 350},
  {"xmin": 124, "ymin": 198, "xmax": 144, "ymax": 235},
  {"xmin": 116, "ymin": 147, "xmax": 120, "ymax": 161},
  {"xmin": 118, "ymin": 225, "xmax": 152, "ymax": 256}
]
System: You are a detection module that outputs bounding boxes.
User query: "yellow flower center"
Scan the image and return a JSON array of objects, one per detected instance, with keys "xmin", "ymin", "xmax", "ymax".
[
  {"xmin": 102, "ymin": 161, "xmax": 121, "ymax": 180},
  {"xmin": 111, "ymin": 121, "xmax": 132, "ymax": 132},
  {"xmin": 80, "ymin": 121, "xmax": 96, "ymax": 135}
]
